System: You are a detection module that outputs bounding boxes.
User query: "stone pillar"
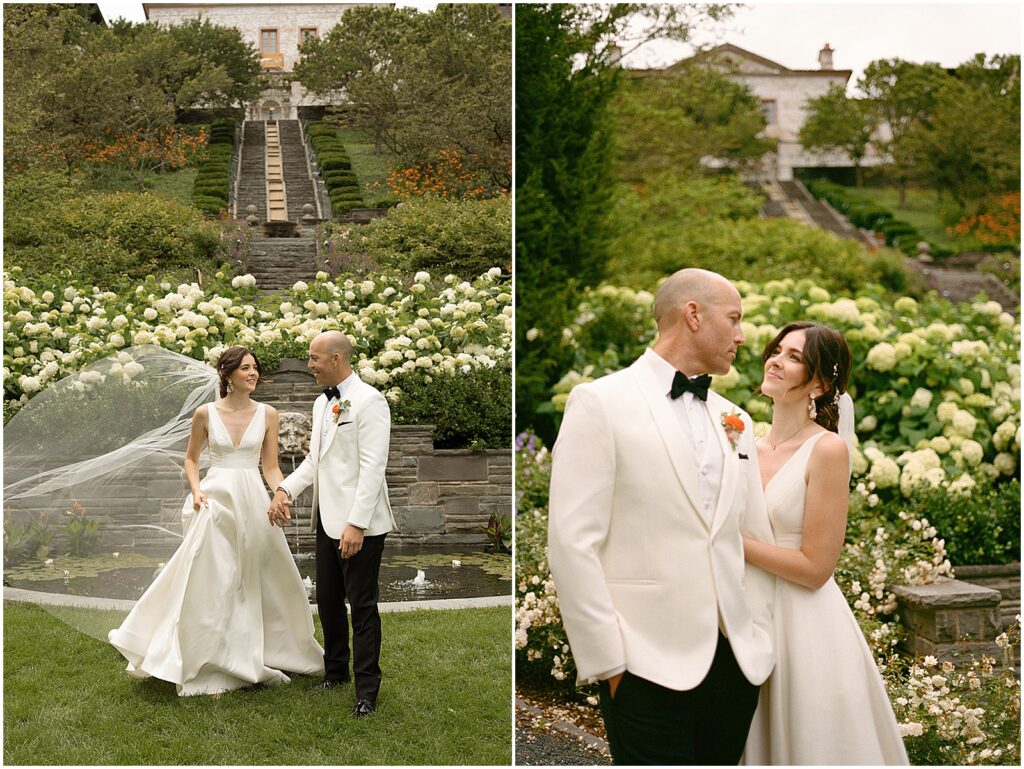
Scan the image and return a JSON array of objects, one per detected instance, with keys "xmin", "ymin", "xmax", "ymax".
[{"xmin": 894, "ymin": 580, "xmax": 1007, "ymax": 665}]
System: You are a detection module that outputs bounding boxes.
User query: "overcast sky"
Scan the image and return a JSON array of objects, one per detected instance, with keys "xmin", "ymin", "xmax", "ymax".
[
  {"xmin": 620, "ymin": 2, "xmax": 1020, "ymax": 91},
  {"xmin": 98, "ymin": 1, "xmax": 1019, "ymax": 92}
]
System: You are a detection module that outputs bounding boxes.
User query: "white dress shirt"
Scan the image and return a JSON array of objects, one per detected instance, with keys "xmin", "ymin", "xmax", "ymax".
[
  {"xmin": 642, "ymin": 349, "xmax": 724, "ymax": 526},
  {"xmin": 320, "ymin": 372, "xmax": 356, "ymax": 447}
]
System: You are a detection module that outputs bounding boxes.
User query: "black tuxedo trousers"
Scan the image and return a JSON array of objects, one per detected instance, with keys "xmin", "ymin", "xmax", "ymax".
[
  {"xmin": 598, "ymin": 631, "xmax": 759, "ymax": 765},
  {"xmin": 315, "ymin": 517, "xmax": 387, "ymax": 702}
]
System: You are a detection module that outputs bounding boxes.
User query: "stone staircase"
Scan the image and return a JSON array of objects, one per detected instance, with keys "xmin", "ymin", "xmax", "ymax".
[
  {"xmin": 236, "ymin": 121, "xmax": 267, "ymax": 221},
  {"xmin": 279, "ymin": 120, "xmax": 320, "ymax": 221},
  {"xmin": 245, "ymin": 236, "xmax": 318, "ymax": 292},
  {"xmin": 776, "ymin": 179, "xmax": 875, "ymax": 246}
]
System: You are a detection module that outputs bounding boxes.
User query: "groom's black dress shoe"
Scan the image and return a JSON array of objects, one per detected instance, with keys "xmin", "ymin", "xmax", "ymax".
[
  {"xmin": 353, "ymin": 698, "xmax": 376, "ymax": 718},
  {"xmin": 312, "ymin": 677, "xmax": 349, "ymax": 691}
]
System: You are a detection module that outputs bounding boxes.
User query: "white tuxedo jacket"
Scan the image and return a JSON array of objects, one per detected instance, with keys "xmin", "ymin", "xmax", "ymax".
[
  {"xmin": 280, "ymin": 373, "xmax": 395, "ymax": 538},
  {"xmin": 548, "ymin": 355, "xmax": 776, "ymax": 690}
]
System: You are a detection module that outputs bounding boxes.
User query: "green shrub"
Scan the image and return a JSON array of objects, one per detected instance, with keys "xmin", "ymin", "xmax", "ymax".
[
  {"xmin": 324, "ymin": 171, "xmax": 358, "ymax": 185},
  {"xmin": 6, "ymin": 191, "xmax": 225, "ymax": 286},
  {"xmin": 360, "ymin": 195, "xmax": 512, "ymax": 278},
  {"xmin": 319, "ymin": 157, "xmax": 353, "ymax": 174},
  {"xmin": 871, "ymin": 478, "xmax": 1020, "ymax": 566},
  {"xmin": 330, "ymin": 201, "xmax": 362, "ymax": 215},
  {"xmin": 389, "ymin": 364, "xmax": 512, "ymax": 449}
]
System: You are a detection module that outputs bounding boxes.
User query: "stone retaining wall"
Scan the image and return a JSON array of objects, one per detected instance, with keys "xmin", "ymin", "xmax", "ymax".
[{"xmin": 6, "ymin": 360, "xmax": 512, "ymax": 551}]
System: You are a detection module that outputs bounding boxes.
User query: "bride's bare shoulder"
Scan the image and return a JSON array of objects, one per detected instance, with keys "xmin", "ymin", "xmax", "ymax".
[{"xmin": 811, "ymin": 430, "xmax": 848, "ymax": 462}]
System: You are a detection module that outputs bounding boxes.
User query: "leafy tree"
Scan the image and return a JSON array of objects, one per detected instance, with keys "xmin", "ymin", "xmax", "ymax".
[
  {"xmin": 612, "ymin": 65, "xmax": 776, "ymax": 182},
  {"xmin": 905, "ymin": 75, "xmax": 1020, "ymax": 208},
  {"xmin": 515, "ymin": 3, "xmax": 732, "ymax": 439},
  {"xmin": 799, "ymin": 84, "xmax": 878, "ymax": 187},
  {"xmin": 4, "ymin": 5, "xmax": 133, "ymax": 174},
  {"xmin": 857, "ymin": 59, "xmax": 951, "ymax": 205},
  {"xmin": 165, "ymin": 18, "xmax": 265, "ymax": 109},
  {"xmin": 296, "ymin": 5, "xmax": 511, "ymax": 191}
]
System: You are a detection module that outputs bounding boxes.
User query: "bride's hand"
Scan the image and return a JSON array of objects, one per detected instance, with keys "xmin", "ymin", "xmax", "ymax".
[{"xmin": 192, "ymin": 491, "xmax": 209, "ymax": 511}]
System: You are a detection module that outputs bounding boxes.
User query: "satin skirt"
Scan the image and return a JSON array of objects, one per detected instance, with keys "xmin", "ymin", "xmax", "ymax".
[{"xmin": 108, "ymin": 466, "xmax": 324, "ymax": 696}]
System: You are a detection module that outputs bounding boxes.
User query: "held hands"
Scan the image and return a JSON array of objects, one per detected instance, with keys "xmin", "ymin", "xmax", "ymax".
[
  {"xmin": 339, "ymin": 524, "xmax": 364, "ymax": 559},
  {"xmin": 192, "ymin": 491, "xmax": 209, "ymax": 512},
  {"xmin": 268, "ymin": 489, "xmax": 292, "ymax": 527}
]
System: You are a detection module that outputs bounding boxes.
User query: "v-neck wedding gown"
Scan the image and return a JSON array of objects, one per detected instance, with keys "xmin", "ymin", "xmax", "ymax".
[
  {"xmin": 108, "ymin": 402, "xmax": 324, "ymax": 696},
  {"xmin": 742, "ymin": 432, "xmax": 909, "ymax": 765}
]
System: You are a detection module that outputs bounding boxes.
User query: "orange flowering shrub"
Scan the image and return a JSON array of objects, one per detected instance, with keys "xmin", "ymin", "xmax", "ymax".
[
  {"xmin": 83, "ymin": 126, "xmax": 207, "ymax": 174},
  {"xmin": 380, "ymin": 149, "xmax": 492, "ymax": 200},
  {"xmin": 949, "ymin": 192, "xmax": 1021, "ymax": 247}
]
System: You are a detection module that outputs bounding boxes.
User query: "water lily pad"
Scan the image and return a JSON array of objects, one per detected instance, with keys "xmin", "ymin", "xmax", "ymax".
[
  {"xmin": 387, "ymin": 551, "xmax": 510, "ymax": 579},
  {"xmin": 4, "ymin": 552, "xmax": 164, "ymax": 582}
]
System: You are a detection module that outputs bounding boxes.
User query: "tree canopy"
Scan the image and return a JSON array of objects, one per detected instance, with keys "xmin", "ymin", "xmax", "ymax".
[
  {"xmin": 295, "ymin": 4, "xmax": 511, "ymax": 192},
  {"xmin": 799, "ymin": 84, "xmax": 878, "ymax": 187},
  {"xmin": 612, "ymin": 65, "xmax": 776, "ymax": 183},
  {"xmin": 4, "ymin": 5, "xmax": 261, "ymax": 178}
]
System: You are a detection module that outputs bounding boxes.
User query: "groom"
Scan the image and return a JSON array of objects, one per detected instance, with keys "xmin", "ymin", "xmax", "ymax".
[
  {"xmin": 548, "ymin": 268, "xmax": 776, "ymax": 764},
  {"xmin": 270, "ymin": 330, "xmax": 395, "ymax": 718}
]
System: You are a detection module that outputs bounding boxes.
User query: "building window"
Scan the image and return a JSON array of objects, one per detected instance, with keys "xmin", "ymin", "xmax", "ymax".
[
  {"xmin": 300, "ymin": 27, "xmax": 318, "ymax": 45},
  {"xmin": 760, "ymin": 99, "xmax": 778, "ymax": 125},
  {"xmin": 261, "ymin": 29, "xmax": 279, "ymax": 53}
]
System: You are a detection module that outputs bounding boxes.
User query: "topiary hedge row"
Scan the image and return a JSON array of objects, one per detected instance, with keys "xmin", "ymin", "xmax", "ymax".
[
  {"xmin": 806, "ymin": 180, "xmax": 952, "ymax": 258},
  {"xmin": 306, "ymin": 121, "xmax": 364, "ymax": 215},
  {"xmin": 192, "ymin": 118, "xmax": 236, "ymax": 217}
]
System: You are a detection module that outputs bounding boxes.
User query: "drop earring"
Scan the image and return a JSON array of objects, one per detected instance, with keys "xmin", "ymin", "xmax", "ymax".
[{"xmin": 807, "ymin": 393, "xmax": 817, "ymax": 421}]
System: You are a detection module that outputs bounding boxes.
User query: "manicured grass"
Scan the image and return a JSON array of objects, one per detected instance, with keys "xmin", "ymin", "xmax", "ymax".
[
  {"xmin": 835, "ymin": 185, "xmax": 961, "ymax": 250},
  {"xmin": 335, "ymin": 126, "xmax": 399, "ymax": 198},
  {"xmin": 82, "ymin": 164, "xmax": 198, "ymax": 206},
  {"xmin": 147, "ymin": 168, "xmax": 198, "ymax": 206},
  {"xmin": 4, "ymin": 601, "xmax": 512, "ymax": 765}
]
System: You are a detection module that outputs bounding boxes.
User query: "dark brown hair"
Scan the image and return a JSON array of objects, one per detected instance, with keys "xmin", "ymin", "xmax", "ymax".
[
  {"xmin": 761, "ymin": 321, "xmax": 852, "ymax": 432},
  {"xmin": 216, "ymin": 346, "xmax": 262, "ymax": 397}
]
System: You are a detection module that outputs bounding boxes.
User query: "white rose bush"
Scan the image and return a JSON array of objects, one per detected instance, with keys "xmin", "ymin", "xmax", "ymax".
[{"xmin": 516, "ymin": 278, "xmax": 1020, "ymax": 764}]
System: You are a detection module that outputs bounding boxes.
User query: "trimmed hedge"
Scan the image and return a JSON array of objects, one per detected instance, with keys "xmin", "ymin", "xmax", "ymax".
[
  {"xmin": 307, "ymin": 121, "xmax": 363, "ymax": 214},
  {"xmin": 805, "ymin": 179, "xmax": 947, "ymax": 257},
  {"xmin": 191, "ymin": 117, "xmax": 236, "ymax": 216}
]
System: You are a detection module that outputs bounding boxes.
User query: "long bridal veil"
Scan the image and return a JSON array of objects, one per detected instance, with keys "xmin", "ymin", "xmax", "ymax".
[
  {"xmin": 4, "ymin": 346, "xmax": 220, "ymax": 640},
  {"xmin": 837, "ymin": 392, "xmax": 856, "ymax": 472}
]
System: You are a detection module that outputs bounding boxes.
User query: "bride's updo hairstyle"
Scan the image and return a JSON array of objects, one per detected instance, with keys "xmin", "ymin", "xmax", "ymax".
[
  {"xmin": 216, "ymin": 346, "xmax": 263, "ymax": 397},
  {"xmin": 762, "ymin": 321, "xmax": 852, "ymax": 432}
]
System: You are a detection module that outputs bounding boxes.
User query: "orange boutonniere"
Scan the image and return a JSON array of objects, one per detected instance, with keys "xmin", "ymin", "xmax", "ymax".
[
  {"xmin": 331, "ymin": 399, "xmax": 352, "ymax": 423},
  {"xmin": 721, "ymin": 411, "xmax": 746, "ymax": 451}
]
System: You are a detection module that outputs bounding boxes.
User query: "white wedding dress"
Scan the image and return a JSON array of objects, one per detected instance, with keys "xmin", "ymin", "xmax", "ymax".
[
  {"xmin": 742, "ymin": 432, "xmax": 908, "ymax": 765},
  {"xmin": 108, "ymin": 403, "xmax": 324, "ymax": 696}
]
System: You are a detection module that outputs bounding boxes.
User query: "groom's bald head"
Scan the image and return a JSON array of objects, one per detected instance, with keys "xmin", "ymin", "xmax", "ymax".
[
  {"xmin": 654, "ymin": 269, "xmax": 736, "ymax": 330},
  {"xmin": 651, "ymin": 268, "xmax": 744, "ymax": 376}
]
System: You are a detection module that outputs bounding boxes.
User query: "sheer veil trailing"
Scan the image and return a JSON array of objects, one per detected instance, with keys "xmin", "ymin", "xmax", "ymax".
[
  {"xmin": 4, "ymin": 346, "xmax": 220, "ymax": 639},
  {"xmin": 837, "ymin": 391, "xmax": 856, "ymax": 472}
]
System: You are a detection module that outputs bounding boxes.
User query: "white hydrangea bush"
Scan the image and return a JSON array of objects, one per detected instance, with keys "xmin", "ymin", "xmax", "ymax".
[{"xmin": 3, "ymin": 266, "xmax": 511, "ymax": 412}]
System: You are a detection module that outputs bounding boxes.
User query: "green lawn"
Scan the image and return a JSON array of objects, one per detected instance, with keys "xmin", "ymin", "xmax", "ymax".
[
  {"xmin": 834, "ymin": 185, "xmax": 961, "ymax": 250},
  {"xmin": 335, "ymin": 126, "xmax": 399, "ymax": 201},
  {"xmin": 4, "ymin": 601, "xmax": 511, "ymax": 765}
]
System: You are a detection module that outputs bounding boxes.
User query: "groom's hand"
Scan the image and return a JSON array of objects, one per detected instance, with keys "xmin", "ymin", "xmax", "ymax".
[
  {"xmin": 340, "ymin": 524, "xmax": 364, "ymax": 559},
  {"xmin": 269, "ymin": 489, "xmax": 292, "ymax": 526}
]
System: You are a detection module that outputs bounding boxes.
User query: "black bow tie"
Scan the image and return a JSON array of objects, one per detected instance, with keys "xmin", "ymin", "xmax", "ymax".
[
  {"xmin": 323, "ymin": 386, "xmax": 341, "ymax": 400},
  {"xmin": 670, "ymin": 371, "xmax": 711, "ymax": 401}
]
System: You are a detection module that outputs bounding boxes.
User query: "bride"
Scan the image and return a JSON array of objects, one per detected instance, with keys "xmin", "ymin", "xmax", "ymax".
[
  {"xmin": 741, "ymin": 322, "xmax": 908, "ymax": 765},
  {"xmin": 103, "ymin": 345, "xmax": 324, "ymax": 696}
]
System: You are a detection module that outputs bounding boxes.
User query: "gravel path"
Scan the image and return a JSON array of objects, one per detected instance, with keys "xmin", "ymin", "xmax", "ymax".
[{"xmin": 515, "ymin": 697, "xmax": 612, "ymax": 766}]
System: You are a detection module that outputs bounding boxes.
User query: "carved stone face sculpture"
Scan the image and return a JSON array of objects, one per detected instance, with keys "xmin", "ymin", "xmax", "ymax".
[{"xmin": 278, "ymin": 411, "xmax": 312, "ymax": 456}]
